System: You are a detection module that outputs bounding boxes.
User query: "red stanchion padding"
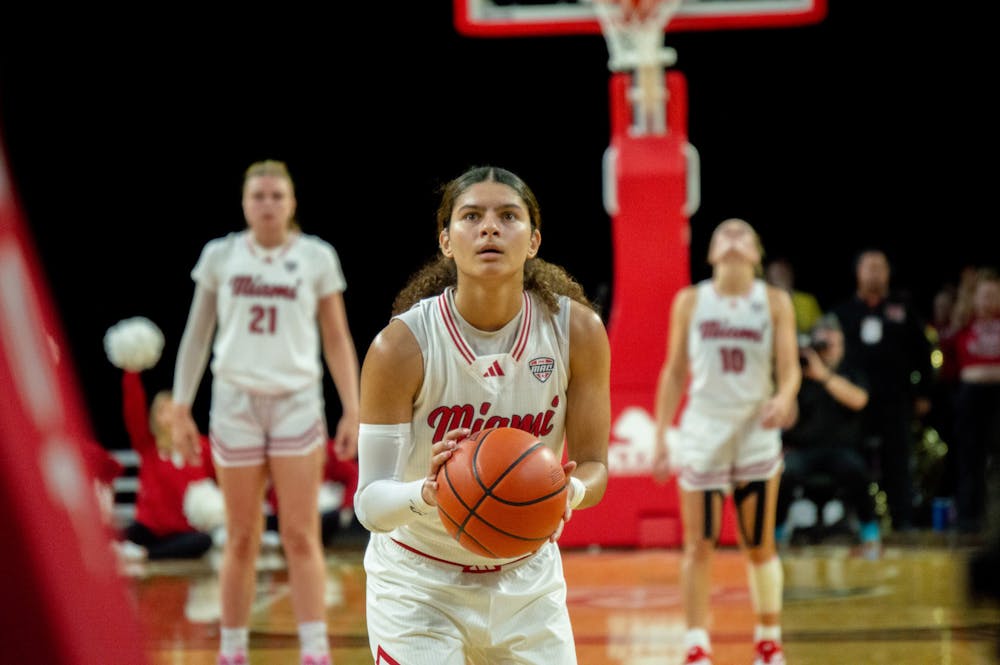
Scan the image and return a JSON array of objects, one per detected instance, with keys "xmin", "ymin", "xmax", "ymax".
[
  {"xmin": 560, "ymin": 70, "xmax": 738, "ymax": 549},
  {"xmin": 0, "ymin": 145, "xmax": 150, "ymax": 664}
]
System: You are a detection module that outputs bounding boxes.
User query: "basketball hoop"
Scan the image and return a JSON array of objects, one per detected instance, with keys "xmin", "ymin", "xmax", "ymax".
[{"xmin": 592, "ymin": 0, "xmax": 681, "ymax": 136}]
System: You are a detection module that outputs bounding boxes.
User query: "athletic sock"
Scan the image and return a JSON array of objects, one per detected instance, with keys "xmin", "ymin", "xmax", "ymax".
[
  {"xmin": 684, "ymin": 627, "xmax": 711, "ymax": 651},
  {"xmin": 754, "ymin": 624, "xmax": 781, "ymax": 643},
  {"xmin": 219, "ymin": 626, "xmax": 248, "ymax": 656},
  {"xmin": 299, "ymin": 620, "xmax": 330, "ymax": 657}
]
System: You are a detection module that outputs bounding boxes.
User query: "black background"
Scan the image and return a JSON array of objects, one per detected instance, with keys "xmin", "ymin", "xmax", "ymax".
[{"xmin": 0, "ymin": 2, "xmax": 991, "ymax": 450}]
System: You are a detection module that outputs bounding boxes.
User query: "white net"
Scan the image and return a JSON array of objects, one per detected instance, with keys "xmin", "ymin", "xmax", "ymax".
[{"xmin": 592, "ymin": 0, "xmax": 681, "ymax": 135}]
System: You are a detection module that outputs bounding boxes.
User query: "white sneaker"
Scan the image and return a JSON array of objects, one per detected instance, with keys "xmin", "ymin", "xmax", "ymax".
[
  {"xmin": 753, "ymin": 640, "xmax": 786, "ymax": 665},
  {"xmin": 682, "ymin": 645, "xmax": 712, "ymax": 664}
]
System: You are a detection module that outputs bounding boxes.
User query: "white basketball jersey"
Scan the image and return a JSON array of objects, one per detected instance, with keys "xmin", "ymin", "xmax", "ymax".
[
  {"xmin": 687, "ymin": 279, "xmax": 774, "ymax": 406},
  {"xmin": 391, "ymin": 286, "xmax": 571, "ymax": 564},
  {"xmin": 191, "ymin": 230, "xmax": 346, "ymax": 394}
]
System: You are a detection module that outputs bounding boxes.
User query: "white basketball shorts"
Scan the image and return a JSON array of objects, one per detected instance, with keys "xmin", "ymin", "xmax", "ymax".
[
  {"xmin": 675, "ymin": 399, "xmax": 784, "ymax": 492},
  {"xmin": 364, "ymin": 534, "xmax": 577, "ymax": 665},
  {"xmin": 208, "ymin": 378, "xmax": 326, "ymax": 468}
]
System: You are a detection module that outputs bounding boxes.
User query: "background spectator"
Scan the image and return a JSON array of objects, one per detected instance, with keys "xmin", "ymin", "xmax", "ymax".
[
  {"xmin": 921, "ymin": 280, "xmax": 963, "ymax": 513},
  {"xmin": 777, "ymin": 313, "xmax": 879, "ymax": 550},
  {"xmin": 949, "ymin": 265, "xmax": 983, "ymax": 334},
  {"xmin": 940, "ymin": 268, "xmax": 1000, "ymax": 536},
  {"xmin": 830, "ymin": 249, "xmax": 934, "ymax": 532},
  {"xmin": 765, "ymin": 256, "xmax": 824, "ymax": 340}
]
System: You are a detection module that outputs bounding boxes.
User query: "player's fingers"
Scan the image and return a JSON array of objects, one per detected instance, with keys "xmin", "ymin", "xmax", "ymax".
[
  {"xmin": 335, "ymin": 419, "xmax": 359, "ymax": 458},
  {"xmin": 443, "ymin": 427, "xmax": 471, "ymax": 444},
  {"xmin": 428, "ymin": 442, "xmax": 456, "ymax": 477},
  {"xmin": 421, "ymin": 477, "xmax": 439, "ymax": 506},
  {"xmin": 430, "ymin": 437, "xmax": 457, "ymax": 457},
  {"xmin": 188, "ymin": 437, "xmax": 203, "ymax": 465},
  {"xmin": 759, "ymin": 402, "xmax": 780, "ymax": 428},
  {"xmin": 332, "ymin": 432, "xmax": 350, "ymax": 460},
  {"xmin": 652, "ymin": 459, "xmax": 670, "ymax": 484}
]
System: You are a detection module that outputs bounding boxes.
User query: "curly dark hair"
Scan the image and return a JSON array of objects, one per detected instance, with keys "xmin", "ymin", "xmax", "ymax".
[{"xmin": 392, "ymin": 166, "xmax": 596, "ymax": 316}]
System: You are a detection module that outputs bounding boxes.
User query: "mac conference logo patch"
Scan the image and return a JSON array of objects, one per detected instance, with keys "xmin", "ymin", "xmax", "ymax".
[{"xmin": 528, "ymin": 357, "xmax": 554, "ymax": 383}]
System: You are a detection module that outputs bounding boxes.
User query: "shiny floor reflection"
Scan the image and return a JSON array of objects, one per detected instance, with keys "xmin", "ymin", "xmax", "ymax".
[{"xmin": 133, "ymin": 538, "xmax": 1000, "ymax": 665}]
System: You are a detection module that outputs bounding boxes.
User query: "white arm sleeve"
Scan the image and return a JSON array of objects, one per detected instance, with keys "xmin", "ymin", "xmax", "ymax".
[
  {"xmin": 172, "ymin": 284, "xmax": 217, "ymax": 406},
  {"xmin": 353, "ymin": 423, "xmax": 433, "ymax": 533}
]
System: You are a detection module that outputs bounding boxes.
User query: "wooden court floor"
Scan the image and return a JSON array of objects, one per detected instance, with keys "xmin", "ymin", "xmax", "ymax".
[{"xmin": 130, "ymin": 535, "xmax": 1000, "ymax": 665}]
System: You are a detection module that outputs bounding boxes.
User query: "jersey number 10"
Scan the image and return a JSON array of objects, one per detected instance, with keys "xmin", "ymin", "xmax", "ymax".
[{"xmin": 719, "ymin": 347, "xmax": 745, "ymax": 373}]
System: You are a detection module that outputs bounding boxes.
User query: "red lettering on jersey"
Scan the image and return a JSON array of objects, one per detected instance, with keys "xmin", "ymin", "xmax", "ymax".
[
  {"xmin": 699, "ymin": 320, "xmax": 763, "ymax": 341},
  {"xmin": 427, "ymin": 401, "xmax": 559, "ymax": 442},
  {"xmin": 230, "ymin": 275, "xmax": 299, "ymax": 299}
]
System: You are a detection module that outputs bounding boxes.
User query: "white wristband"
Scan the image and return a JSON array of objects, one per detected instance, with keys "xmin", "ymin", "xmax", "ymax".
[{"xmin": 568, "ymin": 476, "xmax": 586, "ymax": 509}]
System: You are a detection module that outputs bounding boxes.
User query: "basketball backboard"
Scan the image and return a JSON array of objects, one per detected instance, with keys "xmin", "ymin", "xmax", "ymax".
[{"xmin": 454, "ymin": 0, "xmax": 827, "ymax": 37}]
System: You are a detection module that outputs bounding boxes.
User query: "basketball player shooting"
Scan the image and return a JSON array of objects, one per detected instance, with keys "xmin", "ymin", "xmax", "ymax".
[{"xmin": 353, "ymin": 165, "xmax": 611, "ymax": 664}]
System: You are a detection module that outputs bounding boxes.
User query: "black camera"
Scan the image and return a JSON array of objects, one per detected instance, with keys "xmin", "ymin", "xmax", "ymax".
[{"xmin": 799, "ymin": 338, "xmax": 829, "ymax": 366}]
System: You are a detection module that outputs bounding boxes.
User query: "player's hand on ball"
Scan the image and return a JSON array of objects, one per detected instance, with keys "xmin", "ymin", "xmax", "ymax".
[
  {"xmin": 551, "ymin": 460, "xmax": 578, "ymax": 543},
  {"xmin": 422, "ymin": 428, "xmax": 470, "ymax": 506}
]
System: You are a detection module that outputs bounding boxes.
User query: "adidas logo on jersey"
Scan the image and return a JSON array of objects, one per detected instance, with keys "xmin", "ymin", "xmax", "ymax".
[{"xmin": 483, "ymin": 360, "xmax": 505, "ymax": 377}]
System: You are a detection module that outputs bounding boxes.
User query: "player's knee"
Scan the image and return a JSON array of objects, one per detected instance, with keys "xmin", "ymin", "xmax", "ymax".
[
  {"xmin": 278, "ymin": 521, "xmax": 318, "ymax": 557},
  {"xmin": 684, "ymin": 537, "xmax": 716, "ymax": 561},
  {"xmin": 734, "ymin": 480, "xmax": 768, "ymax": 547},
  {"xmin": 224, "ymin": 526, "xmax": 262, "ymax": 560}
]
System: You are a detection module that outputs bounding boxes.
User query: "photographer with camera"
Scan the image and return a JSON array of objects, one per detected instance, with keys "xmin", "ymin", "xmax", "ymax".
[{"xmin": 777, "ymin": 314, "xmax": 881, "ymax": 549}]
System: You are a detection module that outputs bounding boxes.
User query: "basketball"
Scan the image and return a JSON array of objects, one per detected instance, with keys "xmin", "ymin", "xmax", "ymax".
[{"xmin": 437, "ymin": 426, "xmax": 568, "ymax": 559}]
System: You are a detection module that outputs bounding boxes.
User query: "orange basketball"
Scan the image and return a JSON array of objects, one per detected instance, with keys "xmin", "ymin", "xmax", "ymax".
[{"xmin": 437, "ymin": 426, "xmax": 568, "ymax": 559}]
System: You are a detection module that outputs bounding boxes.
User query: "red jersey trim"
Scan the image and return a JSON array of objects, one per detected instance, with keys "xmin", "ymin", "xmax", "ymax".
[
  {"xmin": 389, "ymin": 537, "xmax": 535, "ymax": 573},
  {"xmin": 436, "ymin": 289, "xmax": 532, "ymax": 364},
  {"xmin": 512, "ymin": 291, "xmax": 532, "ymax": 361},
  {"xmin": 437, "ymin": 292, "xmax": 475, "ymax": 364}
]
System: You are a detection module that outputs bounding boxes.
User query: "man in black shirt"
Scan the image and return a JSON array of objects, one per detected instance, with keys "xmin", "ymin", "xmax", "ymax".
[{"xmin": 830, "ymin": 249, "xmax": 934, "ymax": 532}]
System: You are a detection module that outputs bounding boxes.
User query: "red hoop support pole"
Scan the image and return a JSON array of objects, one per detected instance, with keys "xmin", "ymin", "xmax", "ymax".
[{"xmin": 560, "ymin": 71, "xmax": 738, "ymax": 548}]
